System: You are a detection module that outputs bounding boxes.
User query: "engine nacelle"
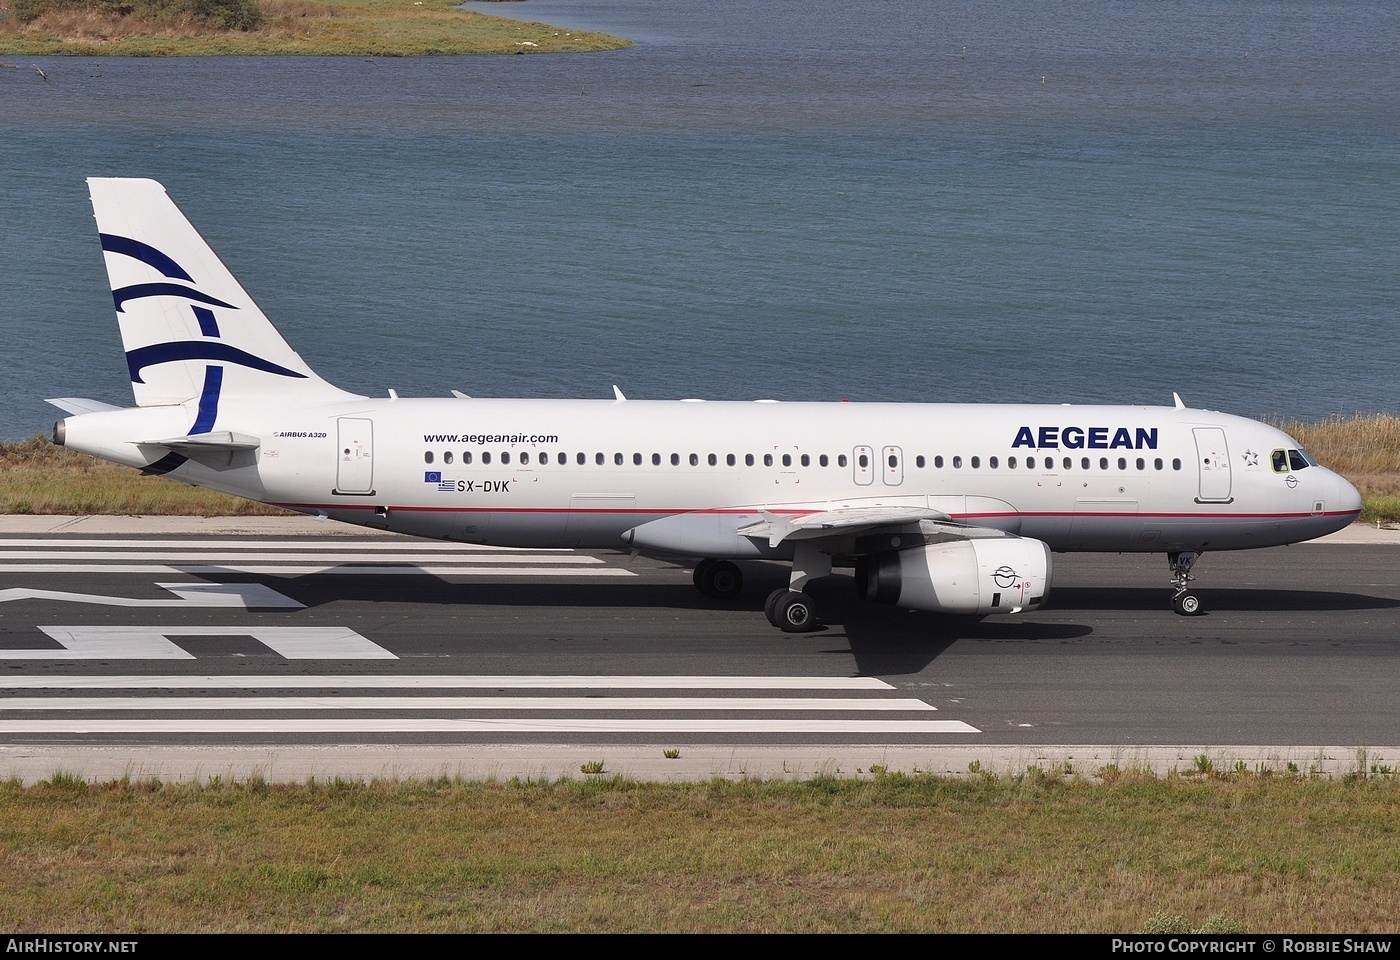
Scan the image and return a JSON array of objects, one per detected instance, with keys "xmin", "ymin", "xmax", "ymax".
[{"xmin": 858, "ymin": 538, "xmax": 1052, "ymax": 615}]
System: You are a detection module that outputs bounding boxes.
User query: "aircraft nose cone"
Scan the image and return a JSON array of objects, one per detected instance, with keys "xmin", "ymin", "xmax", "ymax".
[{"xmin": 1337, "ymin": 472, "xmax": 1363, "ymax": 517}]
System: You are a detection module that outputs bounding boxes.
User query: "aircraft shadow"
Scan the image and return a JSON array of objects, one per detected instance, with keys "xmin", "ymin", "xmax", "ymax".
[
  {"xmin": 207, "ymin": 563, "xmax": 1400, "ymax": 619},
  {"xmin": 200, "ymin": 566, "xmax": 1398, "ymax": 683},
  {"xmin": 1050, "ymin": 586, "xmax": 1400, "ymax": 614}
]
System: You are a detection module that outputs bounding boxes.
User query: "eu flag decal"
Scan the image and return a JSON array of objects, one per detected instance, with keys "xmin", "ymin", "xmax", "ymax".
[{"xmin": 424, "ymin": 471, "xmax": 442, "ymax": 483}]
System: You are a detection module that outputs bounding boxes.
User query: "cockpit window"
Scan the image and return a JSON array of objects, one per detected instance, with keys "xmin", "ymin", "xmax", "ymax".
[{"xmin": 1272, "ymin": 448, "xmax": 1312, "ymax": 472}]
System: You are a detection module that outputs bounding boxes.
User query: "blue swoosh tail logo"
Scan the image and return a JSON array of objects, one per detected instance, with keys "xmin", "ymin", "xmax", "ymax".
[
  {"xmin": 112, "ymin": 282, "xmax": 237, "ymax": 314},
  {"xmin": 126, "ymin": 341, "xmax": 308, "ymax": 384},
  {"xmin": 99, "ymin": 233, "xmax": 194, "ymax": 281}
]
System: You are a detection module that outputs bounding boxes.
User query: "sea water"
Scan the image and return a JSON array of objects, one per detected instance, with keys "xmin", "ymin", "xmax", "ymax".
[{"xmin": 2, "ymin": 0, "xmax": 1397, "ymax": 439}]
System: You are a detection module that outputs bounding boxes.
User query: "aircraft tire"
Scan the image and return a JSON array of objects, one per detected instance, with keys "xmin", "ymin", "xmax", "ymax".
[
  {"xmin": 770, "ymin": 591, "xmax": 816, "ymax": 632},
  {"xmin": 692, "ymin": 559, "xmax": 716, "ymax": 594},
  {"xmin": 1172, "ymin": 591, "xmax": 1203, "ymax": 616},
  {"xmin": 703, "ymin": 560, "xmax": 743, "ymax": 599},
  {"xmin": 764, "ymin": 587, "xmax": 788, "ymax": 621}
]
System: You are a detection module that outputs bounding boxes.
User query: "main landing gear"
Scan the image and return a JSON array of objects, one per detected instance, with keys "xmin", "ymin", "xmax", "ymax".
[
  {"xmin": 765, "ymin": 588, "xmax": 815, "ymax": 632},
  {"xmin": 691, "ymin": 543, "xmax": 831, "ymax": 633},
  {"xmin": 1168, "ymin": 551, "xmax": 1204, "ymax": 616},
  {"xmin": 693, "ymin": 559, "xmax": 743, "ymax": 600}
]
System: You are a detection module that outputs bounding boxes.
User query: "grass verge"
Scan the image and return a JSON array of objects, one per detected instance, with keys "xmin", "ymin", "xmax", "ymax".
[
  {"xmin": 0, "ymin": 435, "xmax": 290, "ymax": 516},
  {"xmin": 0, "ymin": 767, "xmax": 1396, "ymax": 932},
  {"xmin": 0, "ymin": 0, "xmax": 633, "ymax": 56},
  {"xmin": 4, "ymin": 413, "xmax": 1400, "ymax": 521}
]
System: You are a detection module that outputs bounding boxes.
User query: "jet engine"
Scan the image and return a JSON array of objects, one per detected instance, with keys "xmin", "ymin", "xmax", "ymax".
[{"xmin": 857, "ymin": 537, "xmax": 1052, "ymax": 615}]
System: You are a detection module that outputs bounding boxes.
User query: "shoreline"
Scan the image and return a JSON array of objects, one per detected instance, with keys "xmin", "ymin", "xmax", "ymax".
[{"xmin": 0, "ymin": 0, "xmax": 633, "ymax": 57}]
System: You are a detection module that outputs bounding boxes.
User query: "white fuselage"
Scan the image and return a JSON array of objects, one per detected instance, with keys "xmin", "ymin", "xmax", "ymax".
[{"xmin": 63, "ymin": 397, "xmax": 1361, "ymax": 559}]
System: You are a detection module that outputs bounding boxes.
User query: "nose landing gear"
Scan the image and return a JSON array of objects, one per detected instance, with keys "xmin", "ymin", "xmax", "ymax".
[{"xmin": 1168, "ymin": 551, "xmax": 1204, "ymax": 616}]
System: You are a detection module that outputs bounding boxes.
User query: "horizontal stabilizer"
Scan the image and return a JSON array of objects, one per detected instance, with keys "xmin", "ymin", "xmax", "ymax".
[
  {"xmin": 147, "ymin": 431, "xmax": 261, "ymax": 452},
  {"xmin": 46, "ymin": 397, "xmax": 121, "ymax": 416}
]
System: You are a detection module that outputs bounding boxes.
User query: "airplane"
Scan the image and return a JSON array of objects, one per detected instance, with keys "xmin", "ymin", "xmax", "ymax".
[{"xmin": 48, "ymin": 177, "xmax": 1364, "ymax": 631}]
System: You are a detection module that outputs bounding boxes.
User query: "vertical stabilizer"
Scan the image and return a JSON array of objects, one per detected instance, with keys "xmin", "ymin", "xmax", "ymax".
[{"xmin": 88, "ymin": 177, "xmax": 359, "ymax": 414}]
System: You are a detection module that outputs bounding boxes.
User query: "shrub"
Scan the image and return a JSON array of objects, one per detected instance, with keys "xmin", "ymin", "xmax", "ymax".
[{"xmin": 12, "ymin": 0, "xmax": 263, "ymax": 30}]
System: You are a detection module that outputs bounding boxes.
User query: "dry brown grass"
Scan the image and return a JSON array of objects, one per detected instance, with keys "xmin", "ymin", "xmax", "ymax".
[
  {"xmin": 5, "ymin": 413, "xmax": 1400, "ymax": 519},
  {"xmin": 0, "ymin": 0, "xmax": 633, "ymax": 55},
  {"xmin": 0, "ymin": 772, "xmax": 1395, "ymax": 933},
  {"xmin": 1267, "ymin": 413, "xmax": 1400, "ymax": 501},
  {"xmin": 0, "ymin": 436, "xmax": 289, "ymax": 516}
]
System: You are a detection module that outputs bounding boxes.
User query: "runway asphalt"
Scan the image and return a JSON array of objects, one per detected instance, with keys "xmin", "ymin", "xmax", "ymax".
[{"xmin": 0, "ymin": 515, "xmax": 1396, "ymax": 784}]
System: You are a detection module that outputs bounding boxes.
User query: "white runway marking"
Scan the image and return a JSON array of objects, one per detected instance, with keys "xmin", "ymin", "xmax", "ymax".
[
  {"xmin": 0, "ymin": 627, "xmax": 397, "ymax": 660},
  {"xmin": 0, "ymin": 565, "xmax": 633, "ymax": 576},
  {"xmin": 0, "ymin": 539, "xmax": 570, "ymax": 552},
  {"xmin": 0, "ymin": 696, "xmax": 937, "ymax": 712},
  {"xmin": 0, "ymin": 552, "xmax": 604, "ymax": 563},
  {"xmin": 0, "ymin": 583, "xmax": 303, "ymax": 608},
  {"xmin": 0, "ymin": 538, "xmax": 630, "ymax": 577},
  {"xmin": 0, "ymin": 676, "xmax": 979, "ymax": 734},
  {"xmin": 0, "ymin": 718, "xmax": 978, "ymax": 734},
  {"xmin": 0, "ymin": 675, "xmax": 896, "ymax": 690}
]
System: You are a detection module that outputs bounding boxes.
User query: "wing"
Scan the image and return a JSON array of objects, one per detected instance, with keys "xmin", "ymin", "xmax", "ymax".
[
  {"xmin": 623, "ymin": 496, "xmax": 1022, "ymax": 558},
  {"xmin": 736, "ymin": 506, "xmax": 1020, "ymax": 549}
]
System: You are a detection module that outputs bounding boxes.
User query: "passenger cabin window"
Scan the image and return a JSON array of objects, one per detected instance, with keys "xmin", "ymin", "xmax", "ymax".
[
  {"xmin": 540, "ymin": 452, "xmax": 549, "ymax": 465},
  {"xmin": 483, "ymin": 452, "xmax": 492, "ymax": 465},
  {"xmin": 709, "ymin": 454, "xmax": 718, "ymax": 466},
  {"xmin": 727, "ymin": 454, "xmax": 736, "ymax": 466},
  {"xmin": 633, "ymin": 453, "xmax": 642, "ymax": 465},
  {"xmin": 970, "ymin": 456, "xmax": 980, "ymax": 468},
  {"xmin": 614, "ymin": 452, "xmax": 624, "ymax": 466},
  {"xmin": 464, "ymin": 452, "xmax": 473, "ymax": 465},
  {"xmin": 671, "ymin": 453, "xmax": 681, "ymax": 466},
  {"xmin": 502, "ymin": 452, "xmax": 511, "ymax": 465},
  {"xmin": 746, "ymin": 454, "xmax": 755, "ymax": 466},
  {"xmin": 915, "ymin": 455, "xmax": 924, "ymax": 468},
  {"xmin": 519, "ymin": 452, "xmax": 529, "ymax": 465},
  {"xmin": 653, "ymin": 453, "xmax": 662, "ymax": 466},
  {"xmin": 838, "ymin": 454, "xmax": 848, "ymax": 467},
  {"xmin": 595, "ymin": 452, "xmax": 604, "ymax": 465},
  {"xmin": 690, "ymin": 454, "xmax": 699, "ymax": 466},
  {"xmin": 953, "ymin": 456, "xmax": 962, "ymax": 468},
  {"xmin": 858, "ymin": 453, "xmax": 869, "ymax": 468},
  {"xmin": 821, "ymin": 454, "xmax": 830, "ymax": 467},
  {"xmin": 424, "ymin": 451, "xmax": 434, "ymax": 464},
  {"xmin": 764, "ymin": 454, "xmax": 773, "ymax": 467},
  {"xmin": 782, "ymin": 454, "xmax": 792, "ymax": 467}
]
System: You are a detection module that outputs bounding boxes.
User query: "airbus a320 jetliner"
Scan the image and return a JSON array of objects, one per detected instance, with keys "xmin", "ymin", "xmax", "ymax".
[{"xmin": 50, "ymin": 179, "xmax": 1363, "ymax": 631}]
